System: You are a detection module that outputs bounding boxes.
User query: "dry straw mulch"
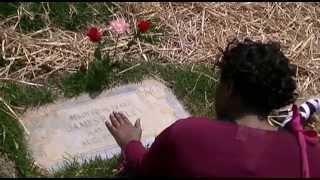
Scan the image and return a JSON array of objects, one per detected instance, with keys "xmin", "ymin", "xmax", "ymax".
[{"xmin": 1, "ymin": 2, "xmax": 320, "ymax": 99}]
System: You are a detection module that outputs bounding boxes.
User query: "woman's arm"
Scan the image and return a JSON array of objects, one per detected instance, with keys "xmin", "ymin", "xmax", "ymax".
[
  {"xmin": 105, "ymin": 112, "xmax": 174, "ymax": 176},
  {"xmin": 123, "ymin": 125, "xmax": 174, "ymax": 176}
]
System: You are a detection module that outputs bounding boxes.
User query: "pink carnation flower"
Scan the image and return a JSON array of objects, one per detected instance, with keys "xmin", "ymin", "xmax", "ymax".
[{"xmin": 107, "ymin": 18, "xmax": 130, "ymax": 35}]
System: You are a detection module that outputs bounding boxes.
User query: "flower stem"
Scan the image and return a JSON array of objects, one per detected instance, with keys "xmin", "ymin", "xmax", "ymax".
[{"xmin": 113, "ymin": 34, "xmax": 120, "ymax": 59}]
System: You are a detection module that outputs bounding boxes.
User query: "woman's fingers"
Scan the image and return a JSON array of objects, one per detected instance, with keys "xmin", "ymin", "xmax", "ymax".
[
  {"xmin": 105, "ymin": 121, "xmax": 116, "ymax": 135},
  {"xmin": 109, "ymin": 111, "xmax": 135, "ymax": 128},
  {"xmin": 118, "ymin": 112, "xmax": 131, "ymax": 125},
  {"xmin": 110, "ymin": 112, "xmax": 120, "ymax": 128},
  {"xmin": 114, "ymin": 112, "xmax": 133, "ymax": 126},
  {"xmin": 114, "ymin": 112, "xmax": 125, "ymax": 125},
  {"xmin": 135, "ymin": 118, "xmax": 141, "ymax": 129}
]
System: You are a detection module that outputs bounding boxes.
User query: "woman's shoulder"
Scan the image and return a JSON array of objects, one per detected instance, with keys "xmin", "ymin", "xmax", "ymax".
[
  {"xmin": 170, "ymin": 116, "xmax": 238, "ymax": 133},
  {"xmin": 169, "ymin": 116, "xmax": 293, "ymax": 137},
  {"xmin": 173, "ymin": 116, "xmax": 236, "ymax": 125}
]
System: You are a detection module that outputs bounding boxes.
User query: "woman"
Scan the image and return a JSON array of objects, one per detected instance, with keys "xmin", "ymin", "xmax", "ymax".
[{"xmin": 105, "ymin": 39, "xmax": 320, "ymax": 177}]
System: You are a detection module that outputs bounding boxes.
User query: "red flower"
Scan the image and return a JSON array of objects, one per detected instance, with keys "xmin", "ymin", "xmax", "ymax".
[
  {"xmin": 86, "ymin": 27, "xmax": 101, "ymax": 42},
  {"xmin": 137, "ymin": 20, "xmax": 151, "ymax": 33}
]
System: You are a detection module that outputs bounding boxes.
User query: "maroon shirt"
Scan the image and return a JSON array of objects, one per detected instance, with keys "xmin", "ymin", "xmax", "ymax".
[{"xmin": 123, "ymin": 117, "xmax": 320, "ymax": 177}]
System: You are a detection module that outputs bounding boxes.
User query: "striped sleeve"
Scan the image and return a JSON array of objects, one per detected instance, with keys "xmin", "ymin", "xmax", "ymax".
[{"xmin": 299, "ymin": 98, "xmax": 320, "ymax": 120}]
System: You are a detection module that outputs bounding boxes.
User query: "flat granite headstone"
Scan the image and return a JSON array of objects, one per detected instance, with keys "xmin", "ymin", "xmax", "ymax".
[{"xmin": 22, "ymin": 79, "xmax": 190, "ymax": 171}]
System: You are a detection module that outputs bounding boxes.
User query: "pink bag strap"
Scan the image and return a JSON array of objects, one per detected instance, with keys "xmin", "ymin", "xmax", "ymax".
[{"xmin": 290, "ymin": 104, "xmax": 319, "ymax": 178}]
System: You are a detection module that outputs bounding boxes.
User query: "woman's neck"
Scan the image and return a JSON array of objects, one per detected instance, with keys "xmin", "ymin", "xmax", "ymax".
[{"xmin": 235, "ymin": 114, "xmax": 278, "ymax": 131}]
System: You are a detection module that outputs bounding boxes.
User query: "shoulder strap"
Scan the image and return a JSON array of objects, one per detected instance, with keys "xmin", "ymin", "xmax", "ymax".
[{"xmin": 290, "ymin": 104, "xmax": 310, "ymax": 178}]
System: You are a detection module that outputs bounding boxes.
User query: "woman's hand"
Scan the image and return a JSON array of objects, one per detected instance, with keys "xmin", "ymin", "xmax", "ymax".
[{"xmin": 105, "ymin": 112, "xmax": 142, "ymax": 150}]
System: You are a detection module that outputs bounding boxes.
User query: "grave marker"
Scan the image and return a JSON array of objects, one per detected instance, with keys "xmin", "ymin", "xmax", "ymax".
[{"xmin": 22, "ymin": 79, "xmax": 190, "ymax": 171}]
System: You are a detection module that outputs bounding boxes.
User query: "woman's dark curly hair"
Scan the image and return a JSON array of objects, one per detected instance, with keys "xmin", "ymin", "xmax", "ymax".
[{"xmin": 217, "ymin": 39, "xmax": 297, "ymax": 115}]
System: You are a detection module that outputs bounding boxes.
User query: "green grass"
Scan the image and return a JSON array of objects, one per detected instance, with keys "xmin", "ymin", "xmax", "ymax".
[
  {"xmin": 0, "ymin": 3, "xmax": 19, "ymax": 17},
  {"xmin": 53, "ymin": 156, "xmax": 119, "ymax": 178},
  {"xmin": 47, "ymin": 2, "xmax": 117, "ymax": 31},
  {"xmin": 0, "ymin": 106, "xmax": 36, "ymax": 177},
  {"xmin": 0, "ymin": 59, "xmax": 217, "ymax": 177},
  {"xmin": 0, "ymin": 82, "xmax": 54, "ymax": 108},
  {"xmin": 0, "ymin": 2, "xmax": 118, "ymax": 33},
  {"xmin": 0, "ymin": 2, "xmax": 165, "ymax": 44},
  {"xmin": 0, "ymin": 82, "xmax": 54, "ymax": 177}
]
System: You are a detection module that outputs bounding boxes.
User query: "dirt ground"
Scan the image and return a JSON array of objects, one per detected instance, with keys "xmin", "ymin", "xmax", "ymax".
[{"xmin": 0, "ymin": 152, "xmax": 17, "ymax": 178}]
